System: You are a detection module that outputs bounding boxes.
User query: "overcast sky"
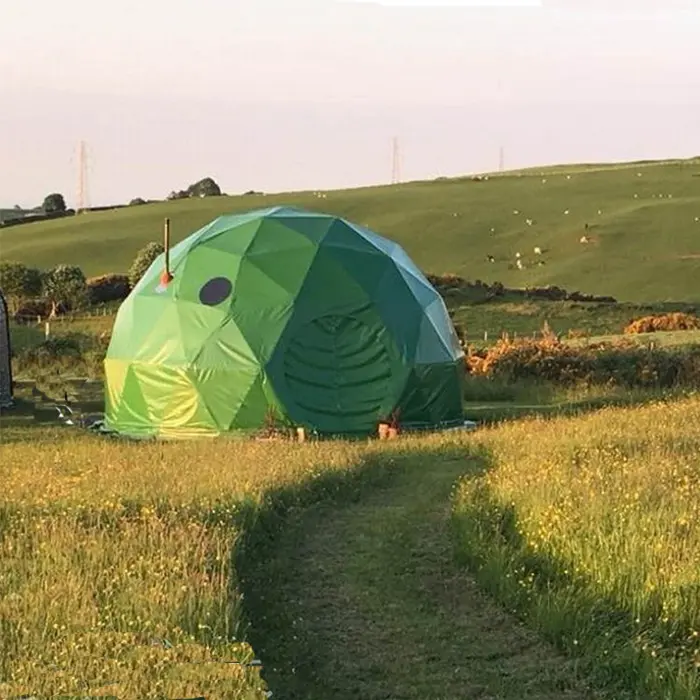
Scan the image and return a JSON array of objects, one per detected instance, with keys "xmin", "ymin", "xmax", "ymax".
[{"xmin": 1, "ymin": 0, "xmax": 698, "ymax": 208}]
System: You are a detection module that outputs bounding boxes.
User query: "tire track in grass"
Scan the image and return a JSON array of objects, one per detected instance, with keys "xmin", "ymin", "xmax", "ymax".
[{"xmin": 242, "ymin": 449, "xmax": 598, "ymax": 700}]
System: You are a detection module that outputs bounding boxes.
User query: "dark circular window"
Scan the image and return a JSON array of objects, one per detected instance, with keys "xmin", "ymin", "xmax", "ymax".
[{"xmin": 199, "ymin": 277, "xmax": 232, "ymax": 306}]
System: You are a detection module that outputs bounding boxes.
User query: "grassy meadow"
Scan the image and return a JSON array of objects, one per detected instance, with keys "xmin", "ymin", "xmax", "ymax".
[
  {"xmin": 454, "ymin": 395, "xmax": 700, "ymax": 699},
  {"xmin": 2, "ymin": 158, "xmax": 700, "ymax": 302},
  {"xmin": 3, "ymin": 394, "xmax": 700, "ymax": 697},
  {"xmin": 0, "ymin": 422, "xmax": 381, "ymax": 698}
]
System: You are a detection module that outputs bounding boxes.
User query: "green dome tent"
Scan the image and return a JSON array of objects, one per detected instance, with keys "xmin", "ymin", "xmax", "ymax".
[{"xmin": 104, "ymin": 206, "xmax": 464, "ymax": 438}]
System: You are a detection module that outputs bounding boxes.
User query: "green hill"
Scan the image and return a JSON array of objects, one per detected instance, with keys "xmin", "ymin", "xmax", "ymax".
[{"xmin": 2, "ymin": 158, "xmax": 700, "ymax": 303}]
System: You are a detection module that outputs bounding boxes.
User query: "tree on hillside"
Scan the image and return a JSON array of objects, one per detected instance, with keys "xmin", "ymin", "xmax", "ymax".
[
  {"xmin": 42, "ymin": 193, "xmax": 67, "ymax": 213},
  {"xmin": 42, "ymin": 265, "xmax": 88, "ymax": 317},
  {"xmin": 0, "ymin": 262, "xmax": 43, "ymax": 315},
  {"xmin": 166, "ymin": 177, "xmax": 222, "ymax": 201},
  {"xmin": 188, "ymin": 177, "xmax": 221, "ymax": 198},
  {"xmin": 129, "ymin": 242, "xmax": 164, "ymax": 288}
]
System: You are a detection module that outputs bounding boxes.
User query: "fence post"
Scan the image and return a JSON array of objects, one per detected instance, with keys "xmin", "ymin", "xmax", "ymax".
[{"xmin": 45, "ymin": 321, "xmax": 50, "ymax": 339}]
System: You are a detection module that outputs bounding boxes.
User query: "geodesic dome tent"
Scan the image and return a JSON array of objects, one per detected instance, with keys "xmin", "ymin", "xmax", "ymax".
[{"xmin": 104, "ymin": 206, "xmax": 464, "ymax": 438}]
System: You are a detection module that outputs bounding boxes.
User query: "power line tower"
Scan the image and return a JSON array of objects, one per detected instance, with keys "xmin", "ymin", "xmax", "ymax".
[
  {"xmin": 391, "ymin": 136, "xmax": 401, "ymax": 184},
  {"xmin": 76, "ymin": 140, "xmax": 90, "ymax": 213}
]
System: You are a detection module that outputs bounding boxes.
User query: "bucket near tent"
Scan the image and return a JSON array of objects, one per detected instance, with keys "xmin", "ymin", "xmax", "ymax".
[{"xmin": 104, "ymin": 206, "xmax": 465, "ymax": 439}]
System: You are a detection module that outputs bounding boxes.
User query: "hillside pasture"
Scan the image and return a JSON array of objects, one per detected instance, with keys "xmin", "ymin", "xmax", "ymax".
[{"xmin": 2, "ymin": 158, "xmax": 700, "ymax": 302}]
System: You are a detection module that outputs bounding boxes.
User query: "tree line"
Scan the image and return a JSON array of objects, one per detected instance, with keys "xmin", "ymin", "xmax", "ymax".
[{"xmin": 0, "ymin": 242, "xmax": 164, "ymax": 320}]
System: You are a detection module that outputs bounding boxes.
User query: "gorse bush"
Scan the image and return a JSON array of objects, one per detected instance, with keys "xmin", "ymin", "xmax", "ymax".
[
  {"xmin": 466, "ymin": 335, "xmax": 700, "ymax": 388},
  {"xmin": 624, "ymin": 312, "xmax": 700, "ymax": 334}
]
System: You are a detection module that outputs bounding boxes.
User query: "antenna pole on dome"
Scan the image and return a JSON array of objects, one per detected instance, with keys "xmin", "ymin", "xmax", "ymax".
[{"xmin": 161, "ymin": 217, "xmax": 173, "ymax": 285}]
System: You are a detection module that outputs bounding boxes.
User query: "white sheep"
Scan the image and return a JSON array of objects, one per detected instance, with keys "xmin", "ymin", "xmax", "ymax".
[
  {"xmin": 516, "ymin": 259, "xmax": 524, "ymax": 270},
  {"xmin": 534, "ymin": 246, "xmax": 542, "ymax": 255}
]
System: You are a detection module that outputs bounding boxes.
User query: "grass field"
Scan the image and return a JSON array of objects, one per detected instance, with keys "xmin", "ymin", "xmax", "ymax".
[
  {"xmin": 454, "ymin": 395, "xmax": 700, "ymax": 700},
  {"xmin": 2, "ymin": 393, "xmax": 698, "ymax": 698},
  {"xmin": 2, "ymin": 158, "xmax": 700, "ymax": 302}
]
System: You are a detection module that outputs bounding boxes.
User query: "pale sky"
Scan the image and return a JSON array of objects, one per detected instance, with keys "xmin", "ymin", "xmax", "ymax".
[{"xmin": 1, "ymin": 0, "xmax": 699, "ymax": 208}]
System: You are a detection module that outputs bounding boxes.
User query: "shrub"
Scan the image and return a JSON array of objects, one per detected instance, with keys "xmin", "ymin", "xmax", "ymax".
[
  {"xmin": 624, "ymin": 312, "xmax": 700, "ymax": 334},
  {"xmin": 42, "ymin": 192, "xmax": 66, "ymax": 213},
  {"xmin": 466, "ymin": 335, "xmax": 700, "ymax": 389},
  {"xmin": 0, "ymin": 261, "xmax": 43, "ymax": 314},
  {"xmin": 42, "ymin": 265, "xmax": 88, "ymax": 317},
  {"xmin": 128, "ymin": 242, "xmax": 164, "ymax": 288},
  {"xmin": 13, "ymin": 298, "xmax": 53, "ymax": 322},
  {"xmin": 86, "ymin": 274, "xmax": 130, "ymax": 304}
]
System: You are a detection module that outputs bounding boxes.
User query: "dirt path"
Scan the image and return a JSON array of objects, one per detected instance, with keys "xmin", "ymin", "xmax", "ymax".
[{"xmin": 243, "ymin": 451, "xmax": 597, "ymax": 700}]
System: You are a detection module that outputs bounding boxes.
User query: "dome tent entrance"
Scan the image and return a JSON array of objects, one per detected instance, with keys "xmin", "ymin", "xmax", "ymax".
[{"xmin": 104, "ymin": 206, "xmax": 464, "ymax": 438}]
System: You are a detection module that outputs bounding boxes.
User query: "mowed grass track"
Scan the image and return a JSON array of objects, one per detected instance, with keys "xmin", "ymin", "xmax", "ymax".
[
  {"xmin": 241, "ymin": 445, "xmax": 596, "ymax": 700},
  {"xmin": 2, "ymin": 158, "xmax": 700, "ymax": 302}
]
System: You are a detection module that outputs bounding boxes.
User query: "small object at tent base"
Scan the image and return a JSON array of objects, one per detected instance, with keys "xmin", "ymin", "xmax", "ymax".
[
  {"xmin": 378, "ymin": 422, "xmax": 399, "ymax": 439},
  {"xmin": 296, "ymin": 427, "xmax": 306, "ymax": 442}
]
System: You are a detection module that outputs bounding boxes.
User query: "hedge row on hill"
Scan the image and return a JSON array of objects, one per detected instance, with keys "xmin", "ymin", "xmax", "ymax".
[{"xmin": 426, "ymin": 274, "xmax": 618, "ymax": 304}]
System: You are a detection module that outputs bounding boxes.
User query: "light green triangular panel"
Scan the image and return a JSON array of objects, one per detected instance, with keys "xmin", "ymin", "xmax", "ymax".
[
  {"xmin": 158, "ymin": 368, "xmax": 218, "ymax": 437},
  {"xmin": 203, "ymin": 219, "xmax": 262, "ymax": 255},
  {"xmin": 193, "ymin": 318, "xmax": 259, "ymax": 370},
  {"xmin": 111, "ymin": 364, "xmax": 154, "ymax": 436},
  {"xmin": 103, "ymin": 358, "xmax": 129, "ymax": 426},
  {"xmin": 183, "ymin": 366, "xmax": 259, "ymax": 433}
]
